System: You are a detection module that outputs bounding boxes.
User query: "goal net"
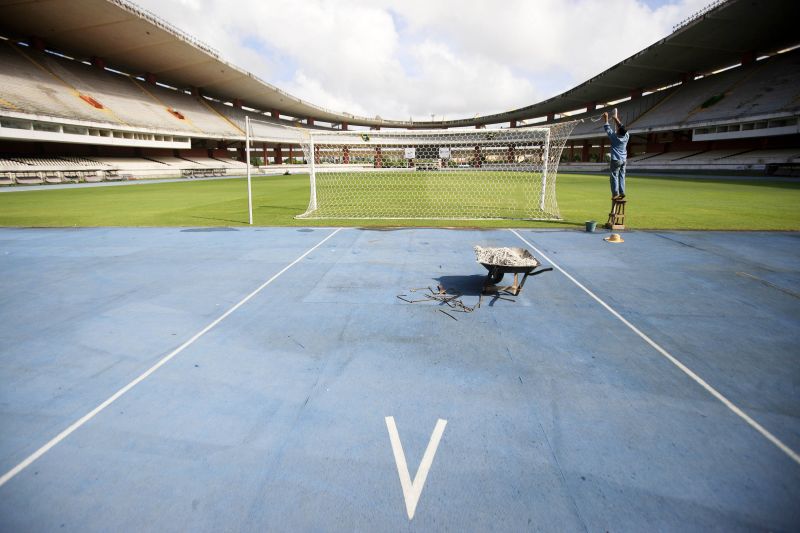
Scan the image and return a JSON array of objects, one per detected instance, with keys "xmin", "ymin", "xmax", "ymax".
[{"xmin": 296, "ymin": 120, "xmax": 579, "ymax": 220}]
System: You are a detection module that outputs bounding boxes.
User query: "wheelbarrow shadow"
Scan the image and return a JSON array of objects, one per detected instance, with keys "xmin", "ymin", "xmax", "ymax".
[{"xmin": 434, "ymin": 274, "xmax": 490, "ymax": 297}]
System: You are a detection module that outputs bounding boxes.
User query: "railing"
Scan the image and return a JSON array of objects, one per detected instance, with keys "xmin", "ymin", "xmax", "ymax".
[
  {"xmin": 672, "ymin": 0, "xmax": 728, "ymax": 32},
  {"xmin": 109, "ymin": 0, "xmax": 220, "ymax": 59}
]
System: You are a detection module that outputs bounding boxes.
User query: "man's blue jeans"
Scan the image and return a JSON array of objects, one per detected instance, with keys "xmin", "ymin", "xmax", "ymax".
[{"xmin": 610, "ymin": 159, "xmax": 626, "ymax": 197}]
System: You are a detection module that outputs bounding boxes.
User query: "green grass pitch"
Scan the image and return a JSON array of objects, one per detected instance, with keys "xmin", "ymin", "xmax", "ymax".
[
  {"xmin": 306, "ymin": 170, "xmax": 549, "ymax": 220},
  {"xmin": 0, "ymin": 172, "xmax": 798, "ymax": 230}
]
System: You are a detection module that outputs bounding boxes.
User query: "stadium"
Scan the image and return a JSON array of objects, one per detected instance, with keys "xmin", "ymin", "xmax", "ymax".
[{"xmin": 0, "ymin": 0, "xmax": 798, "ymax": 530}]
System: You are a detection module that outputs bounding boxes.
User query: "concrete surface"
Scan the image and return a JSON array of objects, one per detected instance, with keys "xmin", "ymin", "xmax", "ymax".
[{"xmin": 0, "ymin": 227, "xmax": 798, "ymax": 531}]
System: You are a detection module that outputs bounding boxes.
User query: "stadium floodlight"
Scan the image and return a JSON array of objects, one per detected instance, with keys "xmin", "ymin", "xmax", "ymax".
[{"xmin": 296, "ymin": 121, "xmax": 579, "ymax": 220}]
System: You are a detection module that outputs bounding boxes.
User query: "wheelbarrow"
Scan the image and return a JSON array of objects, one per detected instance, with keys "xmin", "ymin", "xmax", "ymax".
[{"xmin": 475, "ymin": 246, "xmax": 553, "ymax": 296}]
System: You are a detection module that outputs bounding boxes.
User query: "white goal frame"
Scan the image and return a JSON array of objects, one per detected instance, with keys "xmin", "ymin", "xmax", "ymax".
[{"xmin": 297, "ymin": 121, "xmax": 578, "ymax": 221}]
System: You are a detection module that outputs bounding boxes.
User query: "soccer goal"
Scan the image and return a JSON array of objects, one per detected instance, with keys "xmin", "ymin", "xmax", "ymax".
[{"xmin": 296, "ymin": 120, "xmax": 579, "ymax": 220}]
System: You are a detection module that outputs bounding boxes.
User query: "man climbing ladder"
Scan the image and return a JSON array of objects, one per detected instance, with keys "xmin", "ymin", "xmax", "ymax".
[{"xmin": 602, "ymin": 109, "xmax": 629, "ymax": 200}]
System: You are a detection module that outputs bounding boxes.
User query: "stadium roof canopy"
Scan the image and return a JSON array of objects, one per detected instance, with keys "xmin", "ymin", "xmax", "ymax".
[{"xmin": 0, "ymin": 0, "xmax": 797, "ymax": 129}]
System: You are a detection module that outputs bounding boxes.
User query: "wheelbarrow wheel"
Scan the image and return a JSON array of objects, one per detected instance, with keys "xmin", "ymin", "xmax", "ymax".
[{"xmin": 487, "ymin": 268, "xmax": 504, "ymax": 285}]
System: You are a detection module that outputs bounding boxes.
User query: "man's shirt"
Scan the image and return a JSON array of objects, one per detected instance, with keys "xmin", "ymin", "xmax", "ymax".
[{"xmin": 604, "ymin": 123, "xmax": 629, "ymax": 161}]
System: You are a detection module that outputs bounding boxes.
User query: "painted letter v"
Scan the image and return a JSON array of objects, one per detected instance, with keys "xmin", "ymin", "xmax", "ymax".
[{"xmin": 385, "ymin": 416, "xmax": 448, "ymax": 520}]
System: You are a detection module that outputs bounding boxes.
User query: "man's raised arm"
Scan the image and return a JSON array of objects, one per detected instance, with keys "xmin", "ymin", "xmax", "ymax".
[
  {"xmin": 602, "ymin": 112, "xmax": 614, "ymax": 138},
  {"xmin": 612, "ymin": 109, "xmax": 623, "ymax": 127}
]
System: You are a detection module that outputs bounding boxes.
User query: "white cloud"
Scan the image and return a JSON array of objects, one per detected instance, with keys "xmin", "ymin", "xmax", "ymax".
[{"xmin": 132, "ymin": 0, "xmax": 712, "ymax": 120}]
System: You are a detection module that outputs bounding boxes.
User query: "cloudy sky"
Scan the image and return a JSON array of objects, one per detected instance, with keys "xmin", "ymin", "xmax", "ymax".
[{"xmin": 134, "ymin": 0, "xmax": 711, "ymax": 121}]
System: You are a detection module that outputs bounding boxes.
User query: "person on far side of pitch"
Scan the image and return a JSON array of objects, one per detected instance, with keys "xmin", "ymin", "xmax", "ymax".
[{"xmin": 602, "ymin": 109, "xmax": 629, "ymax": 200}]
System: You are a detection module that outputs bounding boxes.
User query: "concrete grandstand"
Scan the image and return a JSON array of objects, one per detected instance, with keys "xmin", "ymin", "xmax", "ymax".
[{"xmin": 0, "ymin": 0, "xmax": 798, "ymax": 186}]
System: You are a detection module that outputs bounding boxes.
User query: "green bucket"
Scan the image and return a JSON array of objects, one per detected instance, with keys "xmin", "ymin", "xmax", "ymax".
[{"xmin": 585, "ymin": 220, "xmax": 597, "ymax": 233}]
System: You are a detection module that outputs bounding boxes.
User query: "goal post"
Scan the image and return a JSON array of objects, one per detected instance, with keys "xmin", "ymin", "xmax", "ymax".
[
  {"xmin": 308, "ymin": 135, "xmax": 318, "ymax": 212},
  {"xmin": 296, "ymin": 120, "xmax": 579, "ymax": 220},
  {"xmin": 540, "ymin": 127, "xmax": 550, "ymax": 211},
  {"xmin": 245, "ymin": 115, "xmax": 253, "ymax": 225},
  {"xmin": 241, "ymin": 115, "xmax": 307, "ymax": 224}
]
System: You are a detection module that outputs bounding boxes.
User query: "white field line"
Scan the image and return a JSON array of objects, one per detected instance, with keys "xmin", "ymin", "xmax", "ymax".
[
  {"xmin": 0, "ymin": 228, "xmax": 344, "ymax": 488},
  {"xmin": 510, "ymin": 229, "xmax": 800, "ymax": 466}
]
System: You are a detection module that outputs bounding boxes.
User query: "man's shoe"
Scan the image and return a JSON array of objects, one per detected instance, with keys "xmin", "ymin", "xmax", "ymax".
[{"xmin": 619, "ymin": 194, "xmax": 626, "ymax": 200}]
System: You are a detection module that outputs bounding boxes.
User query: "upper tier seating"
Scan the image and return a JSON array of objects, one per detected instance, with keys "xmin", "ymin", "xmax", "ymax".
[
  {"xmin": 631, "ymin": 49, "xmax": 800, "ymax": 130},
  {"xmin": 682, "ymin": 52, "xmax": 800, "ymax": 123},
  {"xmin": 631, "ymin": 68, "xmax": 746, "ymax": 130},
  {"xmin": 38, "ymin": 52, "xmax": 199, "ymax": 133},
  {"xmin": 0, "ymin": 42, "xmax": 250, "ymax": 137},
  {"xmin": 0, "ymin": 43, "xmax": 111, "ymax": 123},
  {"xmin": 136, "ymin": 84, "xmax": 243, "ymax": 136}
]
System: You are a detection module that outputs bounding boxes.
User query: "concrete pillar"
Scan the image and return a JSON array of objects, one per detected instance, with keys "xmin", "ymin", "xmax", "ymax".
[
  {"xmin": 271, "ymin": 109, "xmax": 280, "ymax": 120},
  {"xmin": 581, "ymin": 140, "xmax": 590, "ymax": 162},
  {"xmin": 586, "ymin": 102, "xmax": 597, "ymax": 112},
  {"xmin": 341, "ymin": 122, "xmax": 349, "ymax": 131},
  {"xmin": 307, "ymin": 118, "xmax": 315, "ymax": 127},
  {"xmin": 570, "ymin": 142, "xmax": 575, "ymax": 162},
  {"xmin": 343, "ymin": 146, "xmax": 350, "ymax": 164},
  {"xmin": 547, "ymin": 113, "xmax": 555, "ymax": 123},
  {"xmin": 682, "ymin": 72, "xmax": 696, "ymax": 83},
  {"xmin": 375, "ymin": 146, "xmax": 382, "ymax": 168},
  {"xmin": 474, "ymin": 146, "xmax": 482, "ymax": 168},
  {"xmin": 274, "ymin": 144, "xmax": 283, "ymax": 164},
  {"xmin": 233, "ymin": 99, "xmax": 243, "ymax": 109},
  {"xmin": 510, "ymin": 120, "xmax": 517, "ymax": 128},
  {"xmin": 313, "ymin": 145, "xmax": 320, "ymax": 165},
  {"xmin": 144, "ymin": 72, "xmax": 157, "ymax": 85},
  {"xmin": 288, "ymin": 145, "xmax": 293, "ymax": 164},
  {"xmin": 630, "ymin": 88, "xmax": 643, "ymax": 100},
  {"xmin": 599, "ymin": 138, "xmax": 606, "ymax": 162},
  {"xmin": 507, "ymin": 144, "xmax": 516, "ymax": 163},
  {"xmin": 262, "ymin": 145, "xmax": 268, "ymax": 165},
  {"xmin": 192, "ymin": 87, "xmax": 203, "ymax": 98}
]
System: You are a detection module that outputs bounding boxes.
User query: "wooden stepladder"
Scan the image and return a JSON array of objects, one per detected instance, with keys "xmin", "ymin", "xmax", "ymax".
[{"xmin": 606, "ymin": 199, "xmax": 626, "ymax": 230}]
